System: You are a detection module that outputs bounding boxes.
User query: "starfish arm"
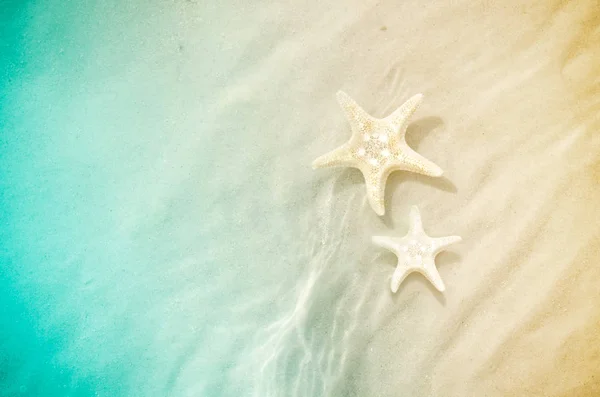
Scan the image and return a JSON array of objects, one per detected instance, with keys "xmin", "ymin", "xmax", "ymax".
[
  {"xmin": 408, "ymin": 205, "xmax": 425, "ymax": 235},
  {"xmin": 363, "ymin": 170, "xmax": 388, "ymax": 216},
  {"xmin": 421, "ymin": 259, "xmax": 445, "ymax": 292},
  {"xmin": 371, "ymin": 235, "xmax": 399, "ymax": 252},
  {"xmin": 390, "ymin": 263, "xmax": 411, "ymax": 293},
  {"xmin": 431, "ymin": 235, "xmax": 462, "ymax": 254},
  {"xmin": 384, "ymin": 93, "xmax": 424, "ymax": 136},
  {"xmin": 312, "ymin": 145, "xmax": 356, "ymax": 169},
  {"xmin": 336, "ymin": 91, "xmax": 371, "ymax": 133},
  {"xmin": 395, "ymin": 146, "xmax": 443, "ymax": 177}
]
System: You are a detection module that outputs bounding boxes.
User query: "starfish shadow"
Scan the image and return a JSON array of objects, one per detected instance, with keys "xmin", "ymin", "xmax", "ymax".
[
  {"xmin": 391, "ymin": 172, "xmax": 458, "ymax": 193},
  {"xmin": 405, "ymin": 116, "xmax": 444, "ymax": 149},
  {"xmin": 379, "ymin": 210, "xmax": 396, "ymax": 229},
  {"xmin": 435, "ymin": 251, "xmax": 462, "ymax": 268},
  {"xmin": 398, "ymin": 273, "xmax": 447, "ymax": 305}
]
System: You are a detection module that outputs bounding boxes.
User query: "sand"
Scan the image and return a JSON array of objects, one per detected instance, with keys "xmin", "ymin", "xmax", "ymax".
[{"xmin": 1, "ymin": 0, "xmax": 599, "ymax": 396}]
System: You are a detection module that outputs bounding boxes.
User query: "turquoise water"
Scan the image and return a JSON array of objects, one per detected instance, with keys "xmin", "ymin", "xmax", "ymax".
[
  {"xmin": 1, "ymin": 2, "xmax": 142, "ymax": 394},
  {"xmin": 1, "ymin": 1, "xmax": 375, "ymax": 395}
]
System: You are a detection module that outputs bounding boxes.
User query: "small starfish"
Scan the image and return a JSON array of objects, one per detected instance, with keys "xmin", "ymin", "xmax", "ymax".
[
  {"xmin": 312, "ymin": 91, "xmax": 443, "ymax": 215},
  {"xmin": 372, "ymin": 206, "xmax": 461, "ymax": 293}
]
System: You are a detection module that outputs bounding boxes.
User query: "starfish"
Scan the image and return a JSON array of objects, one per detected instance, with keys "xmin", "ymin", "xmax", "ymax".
[
  {"xmin": 312, "ymin": 91, "xmax": 443, "ymax": 215},
  {"xmin": 372, "ymin": 206, "xmax": 461, "ymax": 293}
]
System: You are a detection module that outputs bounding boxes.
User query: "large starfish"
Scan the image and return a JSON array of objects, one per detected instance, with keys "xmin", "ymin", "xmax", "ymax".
[
  {"xmin": 312, "ymin": 91, "xmax": 443, "ymax": 215},
  {"xmin": 372, "ymin": 206, "xmax": 461, "ymax": 293}
]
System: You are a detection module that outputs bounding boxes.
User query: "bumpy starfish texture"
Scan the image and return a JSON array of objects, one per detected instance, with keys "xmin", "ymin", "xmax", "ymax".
[
  {"xmin": 372, "ymin": 206, "xmax": 461, "ymax": 293},
  {"xmin": 312, "ymin": 91, "xmax": 443, "ymax": 215}
]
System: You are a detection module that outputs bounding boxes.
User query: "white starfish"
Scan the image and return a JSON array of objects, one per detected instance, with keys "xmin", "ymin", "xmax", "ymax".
[
  {"xmin": 372, "ymin": 206, "xmax": 461, "ymax": 293},
  {"xmin": 312, "ymin": 91, "xmax": 443, "ymax": 215}
]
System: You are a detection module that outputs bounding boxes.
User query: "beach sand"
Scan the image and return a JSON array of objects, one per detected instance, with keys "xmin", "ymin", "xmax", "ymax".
[{"xmin": 1, "ymin": 0, "xmax": 599, "ymax": 396}]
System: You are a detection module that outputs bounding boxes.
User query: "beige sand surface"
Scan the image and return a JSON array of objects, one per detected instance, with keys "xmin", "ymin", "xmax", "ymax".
[{"xmin": 233, "ymin": 1, "xmax": 600, "ymax": 396}]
